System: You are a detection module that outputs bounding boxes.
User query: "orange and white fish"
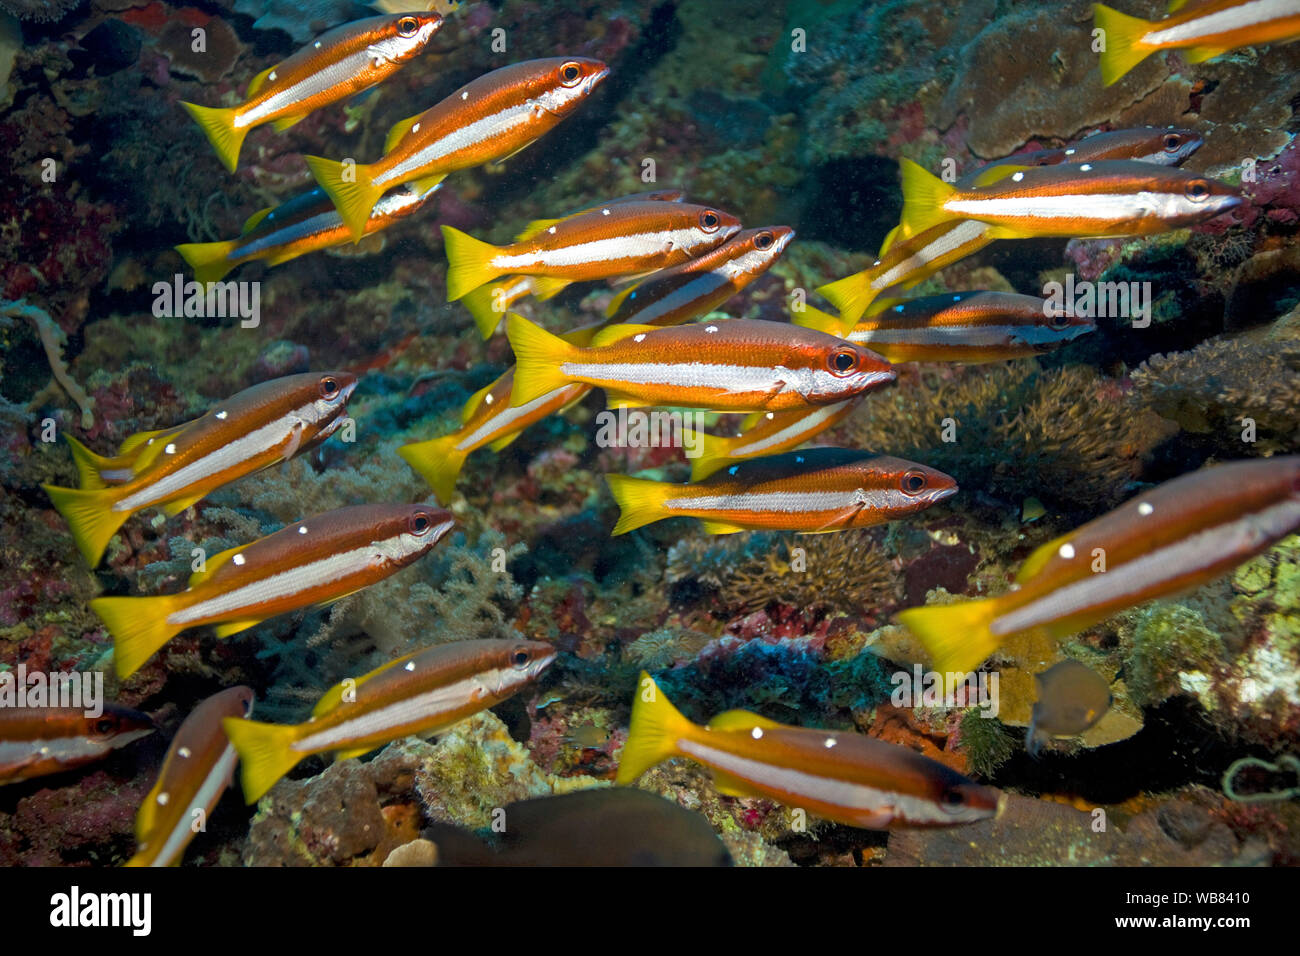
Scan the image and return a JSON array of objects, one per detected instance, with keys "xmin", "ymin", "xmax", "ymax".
[
  {"xmin": 126, "ymin": 686, "xmax": 254, "ymax": 867},
  {"xmin": 182, "ymin": 14, "xmax": 444, "ymax": 172},
  {"xmin": 0, "ymin": 705, "xmax": 155, "ymax": 786},
  {"xmin": 91, "ymin": 503, "xmax": 454, "ymax": 678},
  {"xmin": 441, "ymin": 201, "xmax": 742, "ymax": 301},
  {"xmin": 617, "ymin": 673, "xmax": 1002, "ymax": 828},
  {"xmin": 1095, "ymin": 1, "xmax": 1300, "ymax": 86},
  {"xmin": 44, "ymin": 372, "xmax": 358, "ymax": 567},
  {"xmin": 899, "ymin": 456, "xmax": 1300, "ymax": 674},
  {"xmin": 684, "ymin": 398, "xmax": 862, "ymax": 481},
  {"xmin": 508, "ymin": 315, "xmax": 895, "ymax": 413},
  {"xmin": 607, "ymin": 447, "xmax": 956, "ymax": 535},
  {"xmin": 222, "ymin": 638, "xmax": 556, "ymax": 803},
  {"xmin": 175, "ymin": 183, "xmax": 441, "ymax": 284},
  {"xmin": 308, "ymin": 57, "xmax": 609, "ymax": 239}
]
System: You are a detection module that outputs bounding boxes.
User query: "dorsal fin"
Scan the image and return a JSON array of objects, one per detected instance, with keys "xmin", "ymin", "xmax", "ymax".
[
  {"xmin": 461, "ymin": 381, "xmax": 497, "ymax": 424},
  {"xmin": 246, "ymin": 64, "xmax": 278, "ymax": 98},
  {"xmin": 1015, "ymin": 531, "xmax": 1075, "ymax": 584},
  {"xmin": 604, "ymin": 279, "xmax": 643, "ymax": 317},
  {"xmin": 591, "ymin": 323, "xmax": 659, "ymax": 348},
  {"xmin": 384, "ymin": 113, "xmax": 424, "ymax": 154},
  {"xmin": 514, "ymin": 218, "xmax": 562, "ymax": 242},
  {"xmin": 708, "ymin": 709, "xmax": 781, "ymax": 731},
  {"xmin": 241, "ymin": 207, "xmax": 275, "ymax": 235},
  {"xmin": 310, "ymin": 649, "xmax": 419, "ymax": 719},
  {"xmin": 970, "ymin": 164, "xmax": 1031, "ymax": 188},
  {"xmin": 188, "ymin": 543, "xmax": 244, "ymax": 587}
]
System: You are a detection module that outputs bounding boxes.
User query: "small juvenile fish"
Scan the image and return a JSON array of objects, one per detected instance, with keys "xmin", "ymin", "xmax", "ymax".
[
  {"xmin": 91, "ymin": 503, "xmax": 455, "ymax": 678},
  {"xmin": 126, "ymin": 686, "xmax": 254, "ymax": 867},
  {"xmin": 607, "ymin": 447, "xmax": 956, "ymax": 535},
  {"xmin": 604, "ymin": 225, "xmax": 796, "ymax": 327},
  {"xmin": 507, "ymin": 315, "xmax": 895, "ymax": 413},
  {"xmin": 307, "ymin": 58, "xmax": 609, "ymax": 239},
  {"xmin": 221, "ymin": 638, "xmax": 555, "ymax": 803},
  {"xmin": 899, "ymin": 158, "xmax": 1241, "ymax": 244},
  {"xmin": 441, "ymin": 201, "xmax": 742, "ymax": 301},
  {"xmin": 1095, "ymin": 1, "xmax": 1300, "ymax": 86},
  {"xmin": 899, "ymin": 456, "xmax": 1300, "ymax": 674},
  {"xmin": 1026, "ymin": 661, "xmax": 1112, "ymax": 757},
  {"xmin": 182, "ymin": 14, "xmax": 444, "ymax": 172},
  {"xmin": 798, "ymin": 293, "xmax": 1095, "ymax": 364},
  {"xmin": 0, "ymin": 705, "xmax": 154, "ymax": 786},
  {"xmin": 617, "ymin": 673, "xmax": 1002, "ymax": 828},
  {"xmin": 685, "ymin": 398, "xmax": 862, "ymax": 481},
  {"xmin": 44, "ymin": 372, "xmax": 358, "ymax": 567},
  {"xmin": 398, "ymin": 323, "xmax": 603, "ymax": 503},
  {"xmin": 175, "ymin": 183, "xmax": 440, "ymax": 284}
]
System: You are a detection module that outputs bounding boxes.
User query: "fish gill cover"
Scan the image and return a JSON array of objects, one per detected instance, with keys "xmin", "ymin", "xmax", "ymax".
[{"xmin": 0, "ymin": 0, "xmax": 1297, "ymax": 878}]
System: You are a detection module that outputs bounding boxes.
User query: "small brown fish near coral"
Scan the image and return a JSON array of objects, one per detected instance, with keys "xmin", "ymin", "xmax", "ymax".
[
  {"xmin": 92, "ymin": 503, "xmax": 455, "ymax": 679},
  {"xmin": 126, "ymin": 686, "xmax": 254, "ymax": 867},
  {"xmin": 182, "ymin": 14, "xmax": 444, "ymax": 172},
  {"xmin": 618, "ymin": 673, "xmax": 1002, "ymax": 828},
  {"xmin": 899, "ymin": 456, "xmax": 1300, "ymax": 675},
  {"xmin": 1026, "ymin": 661, "xmax": 1113, "ymax": 757},
  {"xmin": 222, "ymin": 638, "xmax": 556, "ymax": 803},
  {"xmin": 0, "ymin": 705, "xmax": 155, "ymax": 786}
]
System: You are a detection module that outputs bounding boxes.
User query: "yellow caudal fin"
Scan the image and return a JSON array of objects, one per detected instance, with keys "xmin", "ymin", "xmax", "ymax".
[
  {"xmin": 63, "ymin": 435, "xmax": 113, "ymax": 491},
  {"xmin": 175, "ymin": 240, "xmax": 240, "ymax": 284},
  {"xmin": 615, "ymin": 671, "xmax": 695, "ymax": 785},
  {"xmin": 220, "ymin": 716, "xmax": 302, "ymax": 804},
  {"xmin": 605, "ymin": 473, "xmax": 673, "ymax": 535},
  {"xmin": 397, "ymin": 434, "xmax": 469, "ymax": 505},
  {"xmin": 505, "ymin": 313, "xmax": 580, "ymax": 405},
  {"xmin": 90, "ymin": 595, "xmax": 182, "ymax": 679},
  {"xmin": 441, "ymin": 226, "xmax": 504, "ymax": 301},
  {"xmin": 685, "ymin": 429, "xmax": 732, "ymax": 481},
  {"xmin": 180, "ymin": 101, "xmax": 248, "ymax": 173},
  {"xmin": 460, "ymin": 282, "xmax": 509, "ymax": 339},
  {"xmin": 898, "ymin": 158, "xmax": 957, "ymax": 239},
  {"xmin": 1093, "ymin": 4, "xmax": 1154, "ymax": 87},
  {"xmin": 895, "ymin": 595, "xmax": 1006, "ymax": 675},
  {"xmin": 42, "ymin": 484, "xmax": 131, "ymax": 567},
  {"xmin": 791, "ymin": 304, "xmax": 847, "ymax": 336},
  {"xmin": 817, "ymin": 272, "xmax": 879, "ymax": 325},
  {"xmin": 304, "ymin": 155, "xmax": 381, "ymax": 241}
]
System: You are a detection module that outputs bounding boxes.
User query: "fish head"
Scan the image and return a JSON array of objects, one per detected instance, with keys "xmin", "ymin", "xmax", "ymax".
[
  {"xmin": 533, "ymin": 57, "xmax": 610, "ymax": 115},
  {"xmin": 370, "ymin": 13, "xmax": 444, "ymax": 63},
  {"xmin": 725, "ymin": 225, "xmax": 795, "ymax": 275},
  {"xmin": 1038, "ymin": 302, "xmax": 1097, "ymax": 343},
  {"xmin": 309, "ymin": 370, "xmax": 359, "ymax": 420},
  {"xmin": 225, "ymin": 685, "xmax": 256, "ymax": 719},
  {"xmin": 374, "ymin": 504, "xmax": 456, "ymax": 567},
  {"xmin": 1152, "ymin": 127, "xmax": 1202, "ymax": 165},
  {"xmin": 492, "ymin": 639, "xmax": 558, "ymax": 696},
  {"xmin": 1156, "ymin": 171, "xmax": 1242, "ymax": 226},
  {"xmin": 787, "ymin": 332, "xmax": 895, "ymax": 402},
  {"xmin": 858, "ymin": 455, "xmax": 958, "ymax": 517},
  {"xmin": 932, "ymin": 777, "xmax": 1003, "ymax": 825},
  {"xmin": 84, "ymin": 704, "xmax": 156, "ymax": 751}
]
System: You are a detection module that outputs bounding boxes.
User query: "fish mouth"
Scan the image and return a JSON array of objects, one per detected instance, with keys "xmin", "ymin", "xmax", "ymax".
[{"xmin": 994, "ymin": 791, "xmax": 1008, "ymax": 820}]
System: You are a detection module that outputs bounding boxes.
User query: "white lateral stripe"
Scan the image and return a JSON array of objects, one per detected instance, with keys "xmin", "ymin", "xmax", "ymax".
[
  {"xmin": 149, "ymin": 744, "xmax": 238, "ymax": 866},
  {"xmin": 666, "ymin": 489, "xmax": 882, "ymax": 514},
  {"xmin": 376, "ymin": 102, "xmax": 535, "ymax": 186},
  {"xmin": 240, "ymin": 50, "xmax": 373, "ymax": 127},
  {"xmin": 877, "ymin": 220, "xmax": 988, "ymax": 290},
  {"xmin": 0, "ymin": 735, "xmax": 112, "ymax": 766},
  {"xmin": 458, "ymin": 388, "xmax": 568, "ymax": 449},
  {"xmin": 491, "ymin": 228, "xmax": 704, "ymax": 271},
  {"xmin": 1143, "ymin": 0, "xmax": 1290, "ymax": 46},
  {"xmin": 730, "ymin": 404, "xmax": 846, "ymax": 457}
]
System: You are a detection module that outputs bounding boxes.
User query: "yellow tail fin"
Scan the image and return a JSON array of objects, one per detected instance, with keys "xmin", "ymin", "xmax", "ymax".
[
  {"xmin": 441, "ymin": 225, "xmax": 504, "ymax": 301},
  {"xmin": 817, "ymin": 272, "xmax": 879, "ymax": 325},
  {"xmin": 615, "ymin": 671, "xmax": 695, "ymax": 784},
  {"xmin": 42, "ymin": 484, "xmax": 131, "ymax": 567},
  {"xmin": 460, "ymin": 282, "xmax": 510, "ymax": 339},
  {"xmin": 220, "ymin": 716, "xmax": 303, "ymax": 804},
  {"xmin": 175, "ymin": 240, "xmax": 241, "ymax": 285},
  {"xmin": 605, "ymin": 473, "xmax": 674, "ymax": 535},
  {"xmin": 180, "ymin": 101, "xmax": 248, "ymax": 173},
  {"xmin": 397, "ymin": 434, "xmax": 469, "ymax": 505},
  {"xmin": 895, "ymin": 595, "xmax": 1006, "ymax": 675},
  {"xmin": 304, "ymin": 155, "xmax": 381, "ymax": 241},
  {"xmin": 791, "ymin": 304, "xmax": 848, "ymax": 336},
  {"xmin": 90, "ymin": 595, "xmax": 182, "ymax": 679},
  {"xmin": 63, "ymin": 435, "xmax": 113, "ymax": 491},
  {"xmin": 898, "ymin": 158, "xmax": 957, "ymax": 239},
  {"xmin": 1093, "ymin": 4, "xmax": 1154, "ymax": 87},
  {"xmin": 685, "ymin": 429, "xmax": 732, "ymax": 481},
  {"xmin": 505, "ymin": 313, "xmax": 580, "ymax": 405}
]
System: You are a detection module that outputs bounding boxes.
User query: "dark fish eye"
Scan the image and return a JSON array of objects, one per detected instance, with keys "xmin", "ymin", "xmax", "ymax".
[
  {"xmin": 940, "ymin": 787, "xmax": 966, "ymax": 810},
  {"xmin": 409, "ymin": 512, "xmax": 431, "ymax": 535},
  {"xmin": 96, "ymin": 718, "xmax": 115, "ymax": 734},
  {"xmin": 1049, "ymin": 312, "xmax": 1069, "ymax": 329},
  {"xmin": 828, "ymin": 347, "xmax": 857, "ymax": 375},
  {"xmin": 560, "ymin": 62, "xmax": 583, "ymax": 86},
  {"xmin": 397, "ymin": 16, "xmax": 419, "ymax": 37},
  {"xmin": 511, "ymin": 648, "xmax": 531, "ymax": 668},
  {"xmin": 755, "ymin": 232, "xmax": 773, "ymax": 250},
  {"xmin": 319, "ymin": 376, "xmax": 340, "ymax": 400},
  {"xmin": 699, "ymin": 210, "xmax": 720, "ymax": 233},
  {"xmin": 1185, "ymin": 180, "xmax": 1210, "ymax": 202},
  {"xmin": 1163, "ymin": 133, "xmax": 1182, "ymax": 151},
  {"xmin": 900, "ymin": 470, "xmax": 928, "ymax": 495}
]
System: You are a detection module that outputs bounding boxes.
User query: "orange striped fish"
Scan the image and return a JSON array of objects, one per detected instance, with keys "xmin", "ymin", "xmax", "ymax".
[
  {"xmin": 44, "ymin": 372, "xmax": 358, "ymax": 567},
  {"xmin": 899, "ymin": 456, "xmax": 1300, "ymax": 674},
  {"xmin": 607, "ymin": 447, "xmax": 956, "ymax": 535},
  {"xmin": 175, "ymin": 183, "xmax": 441, "ymax": 284},
  {"xmin": 797, "ymin": 293, "xmax": 1095, "ymax": 364},
  {"xmin": 617, "ymin": 674, "xmax": 1003, "ymax": 828},
  {"xmin": 222, "ymin": 638, "xmax": 556, "ymax": 803},
  {"xmin": 684, "ymin": 398, "xmax": 862, "ymax": 481},
  {"xmin": 441, "ymin": 201, "xmax": 742, "ymax": 301},
  {"xmin": 1, "ymin": 705, "xmax": 155, "ymax": 786},
  {"xmin": 308, "ymin": 57, "xmax": 609, "ymax": 239},
  {"xmin": 126, "ymin": 686, "xmax": 254, "ymax": 867},
  {"xmin": 91, "ymin": 503, "xmax": 455, "ymax": 678},
  {"xmin": 1095, "ymin": 1, "xmax": 1300, "ymax": 86},
  {"xmin": 508, "ymin": 316, "xmax": 895, "ymax": 413},
  {"xmin": 182, "ymin": 14, "xmax": 444, "ymax": 172}
]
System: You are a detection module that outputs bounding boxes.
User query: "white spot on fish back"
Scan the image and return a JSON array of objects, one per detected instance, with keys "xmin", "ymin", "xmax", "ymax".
[
  {"xmin": 633, "ymin": 333, "xmax": 646, "ymax": 343},
  {"xmin": 1059, "ymin": 543, "xmax": 1076, "ymax": 559},
  {"xmin": 461, "ymin": 91, "xmax": 468, "ymax": 100},
  {"xmin": 1138, "ymin": 502, "xmax": 1154, "ymax": 516},
  {"xmin": 824, "ymin": 737, "xmax": 837, "ymax": 748},
  {"xmin": 216, "ymin": 411, "xmax": 228, "ymax": 420},
  {"xmin": 484, "ymin": 393, "xmax": 494, "ymax": 405},
  {"xmin": 405, "ymin": 661, "xmax": 416, "ymax": 671},
  {"xmin": 1080, "ymin": 164, "xmax": 1093, "ymax": 172},
  {"xmin": 1065, "ymin": 148, "xmax": 1075, "ymax": 155},
  {"xmin": 705, "ymin": 325, "xmax": 718, "ymax": 333},
  {"xmin": 232, "ymin": 553, "xmax": 246, "ymax": 566},
  {"xmin": 165, "ymin": 443, "xmax": 176, "ymax": 454},
  {"xmin": 157, "ymin": 792, "xmax": 169, "ymax": 806},
  {"xmin": 269, "ymin": 71, "xmax": 277, "ymax": 81},
  {"xmin": 298, "ymin": 526, "xmax": 308, "ymax": 534},
  {"xmin": 1012, "ymin": 171, "xmax": 1024, "ymax": 182},
  {"xmin": 751, "ymin": 727, "xmax": 763, "ymax": 739},
  {"xmin": 178, "ymin": 747, "xmax": 192, "ymax": 759}
]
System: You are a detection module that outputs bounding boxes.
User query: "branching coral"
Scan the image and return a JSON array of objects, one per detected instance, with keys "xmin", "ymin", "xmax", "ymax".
[{"xmin": 2, "ymin": 298, "xmax": 93, "ymax": 428}]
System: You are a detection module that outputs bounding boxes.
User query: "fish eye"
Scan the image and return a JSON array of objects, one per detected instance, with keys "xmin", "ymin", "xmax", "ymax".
[
  {"xmin": 1185, "ymin": 179, "xmax": 1210, "ymax": 202},
  {"xmin": 409, "ymin": 511, "xmax": 432, "ymax": 536},
  {"xmin": 754, "ymin": 231, "xmax": 774, "ymax": 250},
  {"xmin": 319, "ymin": 376, "xmax": 340, "ymax": 400},
  {"xmin": 827, "ymin": 347, "xmax": 858, "ymax": 375},
  {"xmin": 1049, "ymin": 311, "xmax": 1070, "ymax": 330},
  {"xmin": 95, "ymin": 718, "xmax": 116, "ymax": 735},
  {"xmin": 1163, "ymin": 133, "xmax": 1183, "ymax": 151},
  {"xmin": 699, "ymin": 210, "xmax": 721, "ymax": 233},
  {"xmin": 397, "ymin": 16, "xmax": 419, "ymax": 37},
  {"xmin": 560, "ymin": 62, "xmax": 583, "ymax": 86},
  {"xmin": 940, "ymin": 787, "xmax": 967, "ymax": 811},
  {"xmin": 511, "ymin": 648, "xmax": 532, "ymax": 668},
  {"xmin": 900, "ymin": 470, "xmax": 928, "ymax": 495}
]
